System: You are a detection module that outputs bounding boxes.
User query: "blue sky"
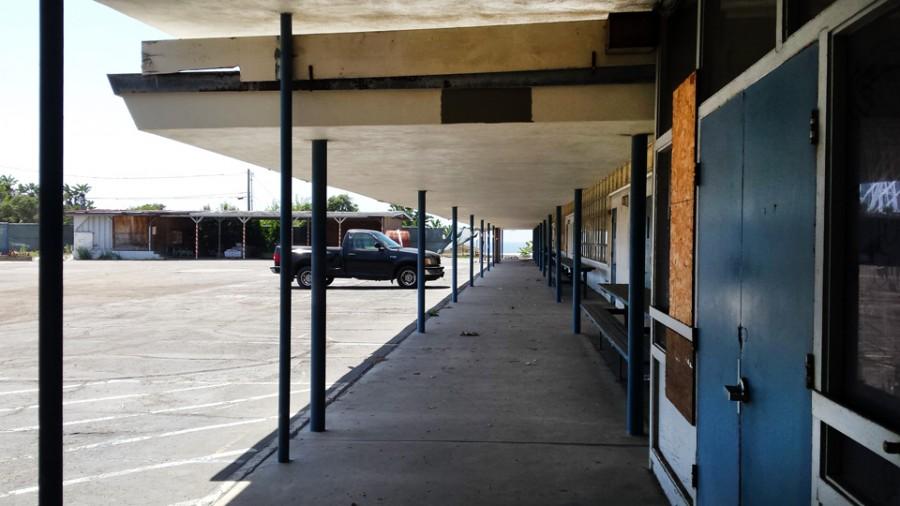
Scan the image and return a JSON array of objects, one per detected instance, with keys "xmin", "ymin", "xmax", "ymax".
[{"xmin": 0, "ymin": 0, "xmax": 530, "ymax": 245}]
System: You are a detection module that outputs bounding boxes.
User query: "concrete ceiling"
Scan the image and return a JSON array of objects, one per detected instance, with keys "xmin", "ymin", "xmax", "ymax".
[
  {"xmin": 96, "ymin": 0, "xmax": 655, "ymax": 37},
  {"xmin": 142, "ymin": 122, "xmax": 651, "ymax": 229}
]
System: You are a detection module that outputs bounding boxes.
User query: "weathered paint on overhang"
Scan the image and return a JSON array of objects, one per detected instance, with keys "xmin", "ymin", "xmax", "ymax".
[
  {"xmin": 142, "ymin": 20, "xmax": 655, "ymax": 82},
  {"xmin": 96, "ymin": 0, "xmax": 655, "ymax": 38}
]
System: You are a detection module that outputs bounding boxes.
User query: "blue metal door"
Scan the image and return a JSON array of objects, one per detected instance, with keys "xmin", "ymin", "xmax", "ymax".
[
  {"xmin": 697, "ymin": 91, "xmax": 744, "ymax": 506},
  {"xmin": 696, "ymin": 44, "xmax": 817, "ymax": 504},
  {"xmin": 739, "ymin": 44, "xmax": 817, "ymax": 505}
]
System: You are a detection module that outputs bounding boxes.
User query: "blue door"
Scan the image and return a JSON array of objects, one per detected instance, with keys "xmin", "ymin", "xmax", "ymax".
[
  {"xmin": 739, "ymin": 44, "xmax": 817, "ymax": 506},
  {"xmin": 696, "ymin": 91, "xmax": 744, "ymax": 505},
  {"xmin": 696, "ymin": 44, "xmax": 818, "ymax": 504}
]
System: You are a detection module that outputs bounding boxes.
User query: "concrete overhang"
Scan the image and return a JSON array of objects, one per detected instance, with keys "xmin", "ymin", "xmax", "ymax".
[
  {"xmin": 96, "ymin": 0, "xmax": 655, "ymax": 37},
  {"xmin": 109, "ymin": 21, "xmax": 656, "ymax": 228}
]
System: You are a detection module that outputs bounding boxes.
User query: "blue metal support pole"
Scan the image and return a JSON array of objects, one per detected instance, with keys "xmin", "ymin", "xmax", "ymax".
[
  {"xmin": 469, "ymin": 215, "xmax": 475, "ymax": 286},
  {"xmin": 417, "ymin": 191, "xmax": 426, "ymax": 333},
  {"xmin": 627, "ymin": 134, "xmax": 648, "ymax": 436},
  {"xmin": 39, "ymin": 0, "xmax": 64, "ymax": 501},
  {"xmin": 493, "ymin": 227, "xmax": 498, "ymax": 265},
  {"xmin": 494, "ymin": 225, "xmax": 503, "ymax": 267},
  {"xmin": 538, "ymin": 224, "xmax": 543, "ymax": 269},
  {"xmin": 310, "ymin": 139, "xmax": 327, "ymax": 433},
  {"xmin": 542, "ymin": 219, "xmax": 548, "ymax": 278},
  {"xmin": 547, "ymin": 214, "xmax": 553, "ymax": 287},
  {"xmin": 492, "ymin": 227, "xmax": 497, "ymax": 265},
  {"xmin": 486, "ymin": 223, "xmax": 491, "ymax": 271},
  {"xmin": 451, "ymin": 206, "xmax": 458, "ymax": 303},
  {"xmin": 277, "ymin": 12, "xmax": 294, "ymax": 460},
  {"xmin": 573, "ymin": 189, "xmax": 582, "ymax": 333},
  {"xmin": 479, "ymin": 219, "xmax": 484, "ymax": 278},
  {"xmin": 555, "ymin": 206, "xmax": 562, "ymax": 303}
]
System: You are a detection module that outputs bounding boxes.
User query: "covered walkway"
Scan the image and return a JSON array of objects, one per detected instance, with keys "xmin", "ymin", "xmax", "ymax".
[{"xmin": 217, "ymin": 260, "xmax": 665, "ymax": 505}]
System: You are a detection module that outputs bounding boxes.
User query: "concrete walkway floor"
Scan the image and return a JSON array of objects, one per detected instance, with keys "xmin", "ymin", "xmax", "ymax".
[{"xmin": 219, "ymin": 260, "xmax": 666, "ymax": 505}]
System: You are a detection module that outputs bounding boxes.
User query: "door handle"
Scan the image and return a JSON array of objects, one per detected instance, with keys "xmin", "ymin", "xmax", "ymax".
[
  {"xmin": 347, "ymin": 252, "xmax": 357, "ymax": 256},
  {"xmin": 724, "ymin": 377, "xmax": 750, "ymax": 403}
]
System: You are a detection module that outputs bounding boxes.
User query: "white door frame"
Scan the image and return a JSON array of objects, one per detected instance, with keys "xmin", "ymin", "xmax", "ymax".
[{"xmin": 810, "ymin": 1, "xmax": 900, "ymax": 504}]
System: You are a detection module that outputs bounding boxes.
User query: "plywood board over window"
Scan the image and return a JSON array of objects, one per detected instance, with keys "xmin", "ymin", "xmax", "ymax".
[
  {"xmin": 665, "ymin": 327, "xmax": 695, "ymax": 424},
  {"xmin": 669, "ymin": 72, "xmax": 697, "ymax": 326},
  {"xmin": 664, "ymin": 71, "xmax": 697, "ymax": 425}
]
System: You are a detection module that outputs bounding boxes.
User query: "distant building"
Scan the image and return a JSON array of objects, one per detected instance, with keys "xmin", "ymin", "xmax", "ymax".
[{"xmin": 68, "ymin": 210, "xmax": 409, "ymax": 259}]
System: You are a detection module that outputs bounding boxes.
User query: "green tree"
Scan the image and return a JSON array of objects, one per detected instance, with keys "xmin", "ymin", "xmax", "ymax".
[
  {"xmin": 0, "ymin": 175, "xmax": 94, "ymax": 223},
  {"xmin": 0, "ymin": 175, "xmax": 17, "ymax": 198},
  {"xmin": 129, "ymin": 203, "xmax": 166, "ymax": 211},
  {"xmin": 218, "ymin": 202, "xmax": 239, "ymax": 211},
  {"xmin": 63, "ymin": 183, "xmax": 94, "ymax": 211},
  {"xmin": 326, "ymin": 193, "xmax": 358, "ymax": 212},
  {"xmin": 519, "ymin": 240, "xmax": 533, "ymax": 257}
]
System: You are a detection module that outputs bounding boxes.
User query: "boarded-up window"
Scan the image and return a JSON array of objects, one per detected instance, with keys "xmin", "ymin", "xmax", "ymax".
[
  {"xmin": 665, "ymin": 328, "xmax": 696, "ymax": 424},
  {"xmin": 113, "ymin": 216, "xmax": 149, "ymax": 250},
  {"xmin": 669, "ymin": 73, "xmax": 697, "ymax": 326}
]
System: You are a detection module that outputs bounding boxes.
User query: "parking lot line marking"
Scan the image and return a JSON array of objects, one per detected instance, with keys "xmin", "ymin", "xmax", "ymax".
[
  {"xmin": 0, "ymin": 379, "xmax": 141, "ymax": 397},
  {"xmin": 0, "ymin": 449, "xmax": 255, "ymax": 499},
  {"xmin": 0, "ymin": 382, "xmax": 232, "ymax": 413},
  {"xmin": 65, "ymin": 417, "xmax": 276, "ymax": 453},
  {"xmin": 329, "ymin": 342, "xmax": 397, "ymax": 346},
  {"xmin": 0, "ymin": 389, "xmax": 308, "ymax": 434}
]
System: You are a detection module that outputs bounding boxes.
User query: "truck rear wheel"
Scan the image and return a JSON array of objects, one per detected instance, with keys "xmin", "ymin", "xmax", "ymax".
[
  {"xmin": 396, "ymin": 266, "xmax": 417, "ymax": 288},
  {"xmin": 296, "ymin": 266, "xmax": 312, "ymax": 289},
  {"xmin": 296, "ymin": 268, "xmax": 333, "ymax": 288}
]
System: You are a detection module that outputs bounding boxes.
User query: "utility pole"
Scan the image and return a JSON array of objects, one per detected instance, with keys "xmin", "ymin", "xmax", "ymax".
[{"xmin": 246, "ymin": 168, "xmax": 253, "ymax": 211}]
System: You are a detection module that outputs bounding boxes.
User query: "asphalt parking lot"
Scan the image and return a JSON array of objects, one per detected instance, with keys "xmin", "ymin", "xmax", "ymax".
[{"xmin": 0, "ymin": 258, "xmax": 470, "ymax": 505}]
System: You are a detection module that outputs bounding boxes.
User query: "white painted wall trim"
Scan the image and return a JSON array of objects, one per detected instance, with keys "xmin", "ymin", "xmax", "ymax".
[
  {"xmin": 812, "ymin": 391, "xmax": 900, "ymax": 468},
  {"xmin": 650, "ymin": 448, "xmax": 692, "ymax": 506},
  {"xmin": 806, "ymin": 2, "xmax": 894, "ymax": 502},
  {"xmin": 650, "ymin": 306, "xmax": 694, "ymax": 341},
  {"xmin": 815, "ymin": 479, "xmax": 857, "ymax": 506},
  {"xmin": 655, "ymin": 129, "xmax": 672, "ymax": 151}
]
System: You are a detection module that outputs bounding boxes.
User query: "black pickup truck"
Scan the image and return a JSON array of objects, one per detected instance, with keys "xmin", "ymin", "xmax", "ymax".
[{"xmin": 271, "ymin": 229, "xmax": 444, "ymax": 288}]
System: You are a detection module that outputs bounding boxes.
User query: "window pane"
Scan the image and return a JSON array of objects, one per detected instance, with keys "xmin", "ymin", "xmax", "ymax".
[
  {"xmin": 835, "ymin": 6, "xmax": 900, "ymax": 430},
  {"xmin": 701, "ymin": 0, "xmax": 776, "ymax": 100},
  {"xmin": 654, "ymin": 149, "xmax": 672, "ymax": 313},
  {"xmin": 824, "ymin": 425, "xmax": 900, "ymax": 505},
  {"xmin": 785, "ymin": 0, "xmax": 837, "ymax": 36},
  {"xmin": 657, "ymin": 0, "xmax": 697, "ymax": 135}
]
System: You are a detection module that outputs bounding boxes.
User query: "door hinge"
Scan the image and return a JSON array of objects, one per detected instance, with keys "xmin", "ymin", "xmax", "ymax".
[
  {"xmin": 694, "ymin": 161, "xmax": 701, "ymax": 187},
  {"xmin": 805, "ymin": 353, "xmax": 815, "ymax": 389},
  {"xmin": 809, "ymin": 109, "xmax": 819, "ymax": 145},
  {"xmin": 691, "ymin": 464, "xmax": 698, "ymax": 488}
]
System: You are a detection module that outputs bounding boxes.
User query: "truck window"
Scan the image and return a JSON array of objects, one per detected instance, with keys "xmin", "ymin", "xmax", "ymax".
[{"xmin": 349, "ymin": 233, "xmax": 380, "ymax": 251}]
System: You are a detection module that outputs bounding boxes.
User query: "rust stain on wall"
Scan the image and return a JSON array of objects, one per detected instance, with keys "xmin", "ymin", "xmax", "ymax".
[
  {"xmin": 665, "ymin": 327, "xmax": 695, "ymax": 425},
  {"xmin": 668, "ymin": 72, "xmax": 696, "ymax": 325}
]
